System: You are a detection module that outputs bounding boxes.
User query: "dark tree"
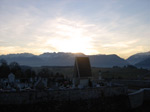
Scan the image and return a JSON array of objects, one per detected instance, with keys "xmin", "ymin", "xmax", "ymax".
[
  {"xmin": 126, "ymin": 65, "xmax": 137, "ymax": 69},
  {"xmin": 0, "ymin": 59, "xmax": 10, "ymax": 78},
  {"xmin": 38, "ymin": 68, "xmax": 50, "ymax": 78},
  {"xmin": 9, "ymin": 62, "xmax": 22, "ymax": 78},
  {"xmin": 0, "ymin": 59, "xmax": 7, "ymax": 66},
  {"xmin": 25, "ymin": 69, "xmax": 36, "ymax": 78}
]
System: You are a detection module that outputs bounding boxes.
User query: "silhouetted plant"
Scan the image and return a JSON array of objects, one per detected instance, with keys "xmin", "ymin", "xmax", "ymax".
[{"xmin": 0, "ymin": 59, "xmax": 10, "ymax": 78}]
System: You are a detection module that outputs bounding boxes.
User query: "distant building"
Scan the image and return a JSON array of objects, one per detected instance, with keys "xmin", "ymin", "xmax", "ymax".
[{"xmin": 73, "ymin": 57, "xmax": 92, "ymax": 88}]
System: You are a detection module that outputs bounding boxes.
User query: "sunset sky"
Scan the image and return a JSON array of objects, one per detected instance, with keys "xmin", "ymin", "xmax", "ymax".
[{"xmin": 0, "ymin": 0, "xmax": 150, "ymax": 59}]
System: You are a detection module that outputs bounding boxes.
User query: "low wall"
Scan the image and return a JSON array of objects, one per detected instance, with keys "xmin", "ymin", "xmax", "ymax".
[
  {"xmin": 1, "ymin": 86, "xmax": 150, "ymax": 110},
  {"xmin": 128, "ymin": 88, "xmax": 150, "ymax": 109},
  {"xmin": 0, "ymin": 87, "xmax": 127, "ymax": 105},
  {"xmin": 112, "ymin": 80, "xmax": 150, "ymax": 88}
]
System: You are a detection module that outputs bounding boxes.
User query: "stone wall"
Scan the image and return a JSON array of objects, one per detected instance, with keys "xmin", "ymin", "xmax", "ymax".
[
  {"xmin": 0, "ymin": 87, "xmax": 127, "ymax": 105},
  {"xmin": 1, "ymin": 86, "xmax": 150, "ymax": 111}
]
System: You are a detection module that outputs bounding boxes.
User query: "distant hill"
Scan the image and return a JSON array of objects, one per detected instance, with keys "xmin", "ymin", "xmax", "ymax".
[
  {"xmin": 135, "ymin": 58, "xmax": 150, "ymax": 69},
  {"xmin": 0, "ymin": 53, "xmax": 35, "ymax": 58},
  {"xmin": 127, "ymin": 51, "xmax": 150, "ymax": 65},
  {"xmin": 90, "ymin": 54, "xmax": 128, "ymax": 67},
  {"xmin": 0, "ymin": 52, "xmax": 129, "ymax": 67},
  {"xmin": 0, "ymin": 53, "xmax": 43, "ymax": 66}
]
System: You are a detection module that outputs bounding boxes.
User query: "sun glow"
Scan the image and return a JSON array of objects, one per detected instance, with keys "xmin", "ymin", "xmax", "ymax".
[
  {"xmin": 45, "ymin": 18, "xmax": 99, "ymax": 55},
  {"xmin": 47, "ymin": 37, "xmax": 93, "ymax": 55}
]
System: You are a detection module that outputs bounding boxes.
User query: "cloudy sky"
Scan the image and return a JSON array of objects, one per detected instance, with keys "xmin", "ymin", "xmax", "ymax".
[{"xmin": 0, "ymin": 0, "xmax": 150, "ymax": 58}]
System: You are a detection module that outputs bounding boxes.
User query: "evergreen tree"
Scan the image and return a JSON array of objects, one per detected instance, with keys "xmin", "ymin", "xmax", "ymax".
[{"xmin": 0, "ymin": 59, "xmax": 10, "ymax": 78}]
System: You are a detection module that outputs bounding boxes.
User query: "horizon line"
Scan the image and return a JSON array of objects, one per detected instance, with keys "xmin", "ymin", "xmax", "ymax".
[{"xmin": 0, "ymin": 51, "xmax": 150, "ymax": 60}]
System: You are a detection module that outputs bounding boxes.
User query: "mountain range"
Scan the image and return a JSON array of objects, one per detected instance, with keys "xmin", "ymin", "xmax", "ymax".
[
  {"xmin": 0, "ymin": 52, "xmax": 149, "ymax": 69},
  {"xmin": 127, "ymin": 51, "xmax": 150, "ymax": 64},
  {"xmin": 127, "ymin": 51, "xmax": 150, "ymax": 69}
]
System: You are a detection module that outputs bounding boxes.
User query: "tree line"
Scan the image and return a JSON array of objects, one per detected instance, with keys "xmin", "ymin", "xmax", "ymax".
[{"xmin": 0, "ymin": 59, "xmax": 65, "ymax": 80}]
